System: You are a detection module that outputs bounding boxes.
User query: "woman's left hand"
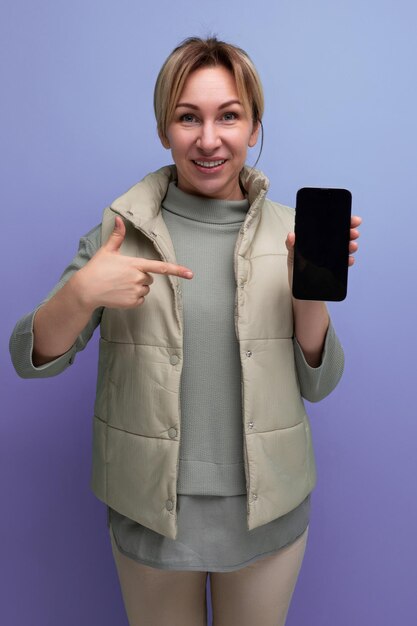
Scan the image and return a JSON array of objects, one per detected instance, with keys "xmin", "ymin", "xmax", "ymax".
[{"xmin": 285, "ymin": 215, "xmax": 362, "ymax": 288}]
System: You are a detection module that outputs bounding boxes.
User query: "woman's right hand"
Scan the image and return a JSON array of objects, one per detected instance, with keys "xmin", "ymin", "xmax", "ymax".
[
  {"xmin": 32, "ymin": 217, "xmax": 193, "ymax": 365},
  {"xmin": 73, "ymin": 216, "xmax": 194, "ymax": 312}
]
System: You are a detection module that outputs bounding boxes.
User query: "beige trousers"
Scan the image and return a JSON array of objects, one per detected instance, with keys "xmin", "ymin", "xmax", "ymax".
[{"xmin": 110, "ymin": 526, "xmax": 308, "ymax": 626}]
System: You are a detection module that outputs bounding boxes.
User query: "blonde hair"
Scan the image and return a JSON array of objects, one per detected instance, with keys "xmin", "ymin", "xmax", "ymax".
[{"xmin": 154, "ymin": 37, "xmax": 264, "ymax": 144}]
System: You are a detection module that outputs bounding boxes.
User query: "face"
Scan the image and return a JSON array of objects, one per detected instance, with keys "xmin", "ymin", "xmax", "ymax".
[{"xmin": 161, "ymin": 65, "xmax": 259, "ymax": 200}]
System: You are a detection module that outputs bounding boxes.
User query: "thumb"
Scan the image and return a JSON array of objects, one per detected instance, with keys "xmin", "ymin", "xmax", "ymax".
[
  {"xmin": 285, "ymin": 232, "xmax": 295, "ymax": 253},
  {"xmin": 104, "ymin": 216, "xmax": 126, "ymax": 252},
  {"xmin": 286, "ymin": 232, "xmax": 295, "ymax": 270}
]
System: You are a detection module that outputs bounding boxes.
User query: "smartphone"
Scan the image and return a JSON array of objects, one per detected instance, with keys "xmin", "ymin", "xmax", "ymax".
[{"xmin": 292, "ymin": 187, "xmax": 352, "ymax": 301}]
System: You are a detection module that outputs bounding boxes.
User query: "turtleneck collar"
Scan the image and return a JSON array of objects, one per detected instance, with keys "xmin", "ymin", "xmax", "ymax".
[{"xmin": 162, "ymin": 182, "xmax": 249, "ymax": 225}]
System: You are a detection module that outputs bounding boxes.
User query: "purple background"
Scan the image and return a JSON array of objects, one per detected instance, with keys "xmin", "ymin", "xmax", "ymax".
[{"xmin": 1, "ymin": 1, "xmax": 416, "ymax": 624}]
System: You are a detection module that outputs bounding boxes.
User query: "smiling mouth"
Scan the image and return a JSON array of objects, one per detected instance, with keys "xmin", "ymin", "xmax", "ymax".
[{"xmin": 193, "ymin": 159, "xmax": 226, "ymax": 169}]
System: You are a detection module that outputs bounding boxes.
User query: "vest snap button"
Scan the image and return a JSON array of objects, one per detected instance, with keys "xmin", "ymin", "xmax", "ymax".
[
  {"xmin": 168, "ymin": 427, "xmax": 177, "ymax": 439},
  {"xmin": 165, "ymin": 499, "xmax": 174, "ymax": 511},
  {"xmin": 170, "ymin": 355, "xmax": 179, "ymax": 365},
  {"xmin": 253, "ymin": 494, "xmax": 258, "ymax": 501},
  {"xmin": 246, "ymin": 350, "xmax": 253, "ymax": 358},
  {"xmin": 248, "ymin": 421, "xmax": 254, "ymax": 429}
]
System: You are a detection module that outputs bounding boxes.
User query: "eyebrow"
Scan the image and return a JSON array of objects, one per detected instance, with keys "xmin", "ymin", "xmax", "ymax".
[{"xmin": 175, "ymin": 99, "xmax": 243, "ymax": 110}]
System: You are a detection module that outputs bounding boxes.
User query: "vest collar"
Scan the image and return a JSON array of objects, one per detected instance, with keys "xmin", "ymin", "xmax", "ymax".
[{"xmin": 110, "ymin": 164, "xmax": 270, "ymax": 234}]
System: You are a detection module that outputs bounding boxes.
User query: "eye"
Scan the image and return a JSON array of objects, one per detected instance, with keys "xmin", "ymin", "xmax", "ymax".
[
  {"xmin": 222, "ymin": 111, "xmax": 238, "ymax": 122},
  {"xmin": 180, "ymin": 113, "xmax": 199, "ymax": 124}
]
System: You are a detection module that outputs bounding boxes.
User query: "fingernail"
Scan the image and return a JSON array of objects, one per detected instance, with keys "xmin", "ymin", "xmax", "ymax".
[{"xmin": 184, "ymin": 271, "xmax": 193, "ymax": 278}]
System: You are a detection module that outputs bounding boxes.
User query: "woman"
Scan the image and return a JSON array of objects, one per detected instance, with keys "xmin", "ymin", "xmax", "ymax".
[{"xmin": 10, "ymin": 37, "xmax": 361, "ymax": 626}]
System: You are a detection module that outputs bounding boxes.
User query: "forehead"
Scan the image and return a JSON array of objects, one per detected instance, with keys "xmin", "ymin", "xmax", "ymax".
[{"xmin": 178, "ymin": 65, "xmax": 239, "ymax": 103}]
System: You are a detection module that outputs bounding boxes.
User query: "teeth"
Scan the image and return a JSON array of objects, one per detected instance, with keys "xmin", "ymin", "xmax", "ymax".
[{"xmin": 194, "ymin": 160, "xmax": 225, "ymax": 168}]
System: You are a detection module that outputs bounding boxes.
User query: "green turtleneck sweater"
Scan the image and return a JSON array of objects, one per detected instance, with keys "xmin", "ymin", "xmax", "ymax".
[{"xmin": 162, "ymin": 181, "xmax": 249, "ymax": 495}]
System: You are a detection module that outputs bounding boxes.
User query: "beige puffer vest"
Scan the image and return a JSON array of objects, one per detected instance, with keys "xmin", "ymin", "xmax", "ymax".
[{"xmin": 91, "ymin": 165, "xmax": 316, "ymax": 539}]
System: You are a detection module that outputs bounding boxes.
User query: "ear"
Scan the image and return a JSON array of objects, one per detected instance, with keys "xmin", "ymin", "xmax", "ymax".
[
  {"xmin": 248, "ymin": 120, "xmax": 260, "ymax": 148},
  {"xmin": 158, "ymin": 128, "xmax": 171, "ymax": 149}
]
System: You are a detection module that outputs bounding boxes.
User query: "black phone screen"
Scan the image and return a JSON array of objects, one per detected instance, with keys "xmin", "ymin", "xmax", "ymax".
[{"xmin": 292, "ymin": 187, "xmax": 352, "ymax": 301}]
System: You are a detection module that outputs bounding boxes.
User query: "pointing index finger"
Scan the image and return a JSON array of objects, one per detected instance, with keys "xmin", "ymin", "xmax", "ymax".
[{"xmin": 135, "ymin": 259, "xmax": 193, "ymax": 279}]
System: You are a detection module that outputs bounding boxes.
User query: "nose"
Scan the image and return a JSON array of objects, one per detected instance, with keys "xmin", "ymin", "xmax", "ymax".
[{"xmin": 196, "ymin": 121, "xmax": 221, "ymax": 153}]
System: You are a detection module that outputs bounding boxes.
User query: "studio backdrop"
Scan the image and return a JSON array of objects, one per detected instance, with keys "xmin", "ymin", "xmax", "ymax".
[{"xmin": 1, "ymin": 1, "xmax": 416, "ymax": 625}]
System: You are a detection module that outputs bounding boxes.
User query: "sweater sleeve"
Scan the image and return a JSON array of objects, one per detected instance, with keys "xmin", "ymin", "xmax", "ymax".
[
  {"xmin": 9, "ymin": 225, "xmax": 103, "ymax": 379},
  {"xmin": 293, "ymin": 320, "xmax": 345, "ymax": 403}
]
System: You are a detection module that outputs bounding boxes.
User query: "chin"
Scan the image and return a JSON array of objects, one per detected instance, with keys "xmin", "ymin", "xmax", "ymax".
[{"xmin": 180, "ymin": 172, "xmax": 240, "ymax": 200}]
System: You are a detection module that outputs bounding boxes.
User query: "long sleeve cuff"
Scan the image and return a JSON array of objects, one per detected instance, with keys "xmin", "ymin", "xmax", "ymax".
[
  {"xmin": 293, "ymin": 320, "xmax": 345, "ymax": 403},
  {"xmin": 9, "ymin": 307, "xmax": 77, "ymax": 379}
]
